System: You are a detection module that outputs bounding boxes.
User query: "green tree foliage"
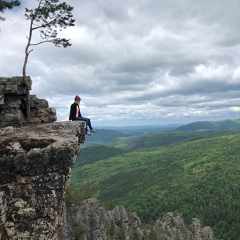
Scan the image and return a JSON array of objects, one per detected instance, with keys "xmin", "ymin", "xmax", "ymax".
[
  {"xmin": 65, "ymin": 185, "xmax": 94, "ymax": 206},
  {"xmin": 148, "ymin": 228, "xmax": 159, "ymax": 240},
  {"xmin": 124, "ymin": 130, "xmax": 238, "ymax": 150},
  {"xmin": 24, "ymin": 0, "xmax": 75, "ymax": 48},
  {"xmin": 23, "ymin": 0, "xmax": 75, "ymax": 122},
  {"xmin": 65, "ymin": 187, "xmax": 84, "ymax": 206},
  {"xmin": 0, "ymin": 0, "xmax": 20, "ymax": 20},
  {"xmin": 104, "ymin": 200, "xmax": 117, "ymax": 211},
  {"xmin": 71, "ymin": 131, "xmax": 240, "ymax": 239}
]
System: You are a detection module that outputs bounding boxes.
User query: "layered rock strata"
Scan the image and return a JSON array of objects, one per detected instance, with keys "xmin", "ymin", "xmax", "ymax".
[
  {"xmin": 0, "ymin": 76, "xmax": 56, "ymax": 127},
  {"xmin": 0, "ymin": 121, "xmax": 85, "ymax": 240}
]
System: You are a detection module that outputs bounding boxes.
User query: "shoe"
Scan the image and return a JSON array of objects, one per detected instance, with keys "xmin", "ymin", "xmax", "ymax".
[
  {"xmin": 90, "ymin": 129, "xmax": 97, "ymax": 133},
  {"xmin": 86, "ymin": 131, "xmax": 91, "ymax": 136}
]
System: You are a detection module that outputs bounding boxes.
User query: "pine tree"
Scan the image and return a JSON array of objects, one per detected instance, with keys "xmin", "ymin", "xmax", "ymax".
[
  {"xmin": 0, "ymin": 0, "xmax": 20, "ymax": 21},
  {"xmin": 23, "ymin": 0, "xmax": 75, "ymax": 122}
]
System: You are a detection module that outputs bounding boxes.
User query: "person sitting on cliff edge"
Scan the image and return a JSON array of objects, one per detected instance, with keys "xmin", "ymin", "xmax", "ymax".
[{"xmin": 69, "ymin": 95, "xmax": 97, "ymax": 136}]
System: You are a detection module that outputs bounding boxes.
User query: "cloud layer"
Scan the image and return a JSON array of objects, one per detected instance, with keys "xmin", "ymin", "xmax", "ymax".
[{"xmin": 1, "ymin": 0, "xmax": 240, "ymax": 126}]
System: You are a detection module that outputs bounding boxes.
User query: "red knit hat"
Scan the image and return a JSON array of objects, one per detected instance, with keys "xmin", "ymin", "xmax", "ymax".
[{"xmin": 75, "ymin": 95, "xmax": 81, "ymax": 101}]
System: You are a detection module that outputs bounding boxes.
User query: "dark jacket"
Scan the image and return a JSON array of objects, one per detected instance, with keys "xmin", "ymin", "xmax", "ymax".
[{"xmin": 69, "ymin": 102, "xmax": 82, "ymax": 120}]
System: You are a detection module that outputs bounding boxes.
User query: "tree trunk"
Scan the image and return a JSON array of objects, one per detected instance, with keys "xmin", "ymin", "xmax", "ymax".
[
  {"xmin": 23, "ymin": 58, "xmax": 31, "ymax": 123},
  {"xmin": 23, "ymin": 18, "xmax": 34, "ymax": 123},
  {"xmin": 25, "ymin": 84, "xmax": 30, "ymax": 123}
]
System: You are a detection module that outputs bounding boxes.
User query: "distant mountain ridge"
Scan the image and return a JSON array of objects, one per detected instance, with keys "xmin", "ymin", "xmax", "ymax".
[
  {"xmin": 97, "ymin": 124, "xmax": 181, "ymax": 136},
  {"xmin": 84, "ymin": 118, "xmax": 240, "ymax": 148},
  {"xmin": 175, "ymin": 119, "xmax": 240, "ymax": 131}
]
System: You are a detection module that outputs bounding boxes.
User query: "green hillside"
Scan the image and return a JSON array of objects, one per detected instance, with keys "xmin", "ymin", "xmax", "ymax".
[
  {"xmin": 175, "ymin": 119, "xmax": 240, "ymax": 131},
  {"xmin": 83, "ymin": 129, "xmax": 129, "ymax": 147},
  {"xmin": 98, "ymin": 125, "xmax": 181, "ymax": 136},
  {"xmin": 76, "ymin": 145, "xmax": 128, "ymax": 166},
  {"xmin": 118, "ymin": 130, "xmax": 235, "ymax": 150},
  {"xmin": 72, "ymin": 131, "xmax": 240, "ymax": 239},
  {"xmin": 82, "ymin": 119, "xmax": 240, "ymax": 148}
]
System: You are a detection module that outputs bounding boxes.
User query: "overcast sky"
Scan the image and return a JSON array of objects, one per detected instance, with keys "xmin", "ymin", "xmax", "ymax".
[{"xmin": 1, "ymin": 0, "xmax": 240, "ymax": 126}]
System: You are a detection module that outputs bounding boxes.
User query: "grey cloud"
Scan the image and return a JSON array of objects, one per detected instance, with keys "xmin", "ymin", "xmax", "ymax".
[{"xmin": 1, "ymin": 0, "xmax": 239, "ymax": 125}]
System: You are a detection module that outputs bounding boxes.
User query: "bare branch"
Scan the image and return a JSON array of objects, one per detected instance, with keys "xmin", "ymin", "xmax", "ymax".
[{"xmin": 30, "ymin": 40, "xmax": 53, "ymax": 46}]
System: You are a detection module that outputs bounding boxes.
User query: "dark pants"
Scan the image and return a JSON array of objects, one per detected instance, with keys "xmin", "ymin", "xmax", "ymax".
[{"xmin": 75, "ymin": 117, "xmax": 93, "ymax": 131}]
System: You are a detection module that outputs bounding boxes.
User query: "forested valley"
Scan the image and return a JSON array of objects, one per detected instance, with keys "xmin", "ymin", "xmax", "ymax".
[{"xmin": 68, "ymin": 120, "xmax": 240, "ymax": 240}]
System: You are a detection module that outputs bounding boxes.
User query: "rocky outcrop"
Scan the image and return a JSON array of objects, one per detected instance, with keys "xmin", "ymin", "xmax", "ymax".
[
  {"xmin": 62, "ymin": 198, "xmax": 144, "ymax": 240},
  {"xmin": 153, "ymin": 212, "xmax": 214, "ymax": 240},
  {"xmin": 0, "ymin": 121, "xmax": 85, "ymax": 240},
  {"xmin": 62, "ymin": 199, "xmax": 214, "ymax": 240},
  {"xmin": 0, "ymin": 76, "xmax": 56, "ymax": 127}
]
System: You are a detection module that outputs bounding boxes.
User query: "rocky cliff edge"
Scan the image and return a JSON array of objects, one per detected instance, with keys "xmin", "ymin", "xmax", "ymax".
[{"xmin": 0, "ymin": 121, "xmax": 85, "ymax": 240}]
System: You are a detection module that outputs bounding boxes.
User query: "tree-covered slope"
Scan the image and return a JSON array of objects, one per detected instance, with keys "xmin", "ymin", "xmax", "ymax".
[
  {"xmin": 120, "ymin": 130, "xmax": 235, "ymax": 150},
  {"xmin": 72, "ymin": 131, "xmax": 240, "ymax": 239},
  {"xmin": 75, "ymin": 145, "xmax": 128, "ymax": 166}
]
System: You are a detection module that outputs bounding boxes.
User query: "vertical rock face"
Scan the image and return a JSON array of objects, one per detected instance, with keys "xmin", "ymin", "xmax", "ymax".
[
  {"xmin": 0, "ymin": 121, "xmax": 85, "ymax": 240},
  {"xmin": 0, "ymin": 76, "xmax": 56, "ymax": 127}
]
